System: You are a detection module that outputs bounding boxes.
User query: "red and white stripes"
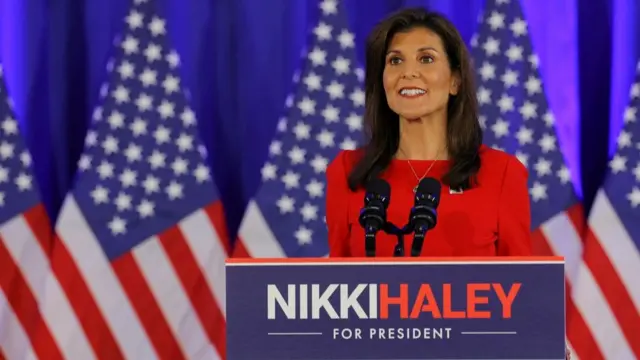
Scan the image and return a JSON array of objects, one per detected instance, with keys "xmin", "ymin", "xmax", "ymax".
[
  {"xmin": 0, "ymin": 199, "xmax": 229, "ymax": 360},
  {"xmin": 570, "ymin": 191, "xmax": 640, "ymax": 359}
]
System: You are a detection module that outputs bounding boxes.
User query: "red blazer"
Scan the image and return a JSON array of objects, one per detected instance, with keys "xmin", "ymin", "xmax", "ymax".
[{"xmin": 325, "ymin": 145, "xmax": 532, "ymax": 257}]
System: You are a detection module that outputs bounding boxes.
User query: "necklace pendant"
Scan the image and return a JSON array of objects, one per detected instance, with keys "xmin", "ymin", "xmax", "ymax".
[{"xmin": 413, "ymin": 185, "xmax": 418, "ymax": 193}]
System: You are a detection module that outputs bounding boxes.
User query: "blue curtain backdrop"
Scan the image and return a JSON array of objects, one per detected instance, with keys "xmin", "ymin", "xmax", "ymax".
[{"xmin": 0, "ymin": 0, "xmax": 638, "ymax": 240}]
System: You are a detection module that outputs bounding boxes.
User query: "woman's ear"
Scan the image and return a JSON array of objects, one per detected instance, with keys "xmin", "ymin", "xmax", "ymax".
[{"xmin": 450, "ymin": 71, "xmax": 461, "ymax": 95}]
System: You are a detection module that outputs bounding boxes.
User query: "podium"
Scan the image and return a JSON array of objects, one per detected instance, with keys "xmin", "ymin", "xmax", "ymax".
[{"xmin": 225, "ymin": 256, "xmax": 566, "ymax": 360}]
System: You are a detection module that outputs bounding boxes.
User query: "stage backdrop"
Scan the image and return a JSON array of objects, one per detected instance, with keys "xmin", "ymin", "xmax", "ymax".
[{"xmin": 0, "ymin": 0, "xmax": 639, "ymax": 239}]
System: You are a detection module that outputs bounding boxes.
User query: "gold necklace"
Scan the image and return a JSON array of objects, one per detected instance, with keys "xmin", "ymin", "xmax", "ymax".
[{"xmin": 400, "ymin": 148, "xmax": 443, "ymax": 193}]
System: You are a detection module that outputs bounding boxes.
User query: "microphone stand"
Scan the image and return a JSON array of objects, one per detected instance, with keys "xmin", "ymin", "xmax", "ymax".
[
  {"xmin": 410, "ymin": 228, "xmax": 426, "ymax": 257},
  {"xmin": 364, "ymin": 230, "xmax": 376, "ymax": 257},
  {"xmin": 393, "ymin": 233, "xmax": 404, "ymax": 257},
  {"xmin": 384, "ymin": 222, "xmax": 411, "ymax": 257}
]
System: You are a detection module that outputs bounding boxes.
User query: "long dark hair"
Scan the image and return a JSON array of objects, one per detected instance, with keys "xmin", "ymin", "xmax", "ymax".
[{"xmin": 347, "ymin": 7, "xmax": 482, "ymax": 191}]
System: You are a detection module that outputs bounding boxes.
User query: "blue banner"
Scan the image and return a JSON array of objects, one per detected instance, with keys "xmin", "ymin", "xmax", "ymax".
[{"xmin": 226, "ymin": 258, "xmax": 566, "ymax": 359}]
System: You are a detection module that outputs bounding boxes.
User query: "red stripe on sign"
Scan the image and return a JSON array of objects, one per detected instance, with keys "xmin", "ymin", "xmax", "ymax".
[{"xmin": 226, "ymin": 255, "xmax": 564, "ymax": 263}]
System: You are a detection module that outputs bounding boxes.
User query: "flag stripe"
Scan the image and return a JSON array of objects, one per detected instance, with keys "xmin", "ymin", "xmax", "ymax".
[
  {"xmin": 232, "ymin": 240, "xmax": 251, "ymax": 258},
  {"xmin": 551, "ymin": 206, "xmax": 602, "ymax": 360},
  {"xmin": 203, "ymin": 201, "xmax": 232, "ymax": 255},
  {"xmin": 530, "ymin": 231, "xmax": 594, "ymax": 360},
  {"xmin": 535, "ymin": 204, "xmax": 600, "ymax": 360},
  {"xmin": 581, "ymin": 228, "xmax": 640, "ymax": 355},
  {"xmin": 160, "ymin": 224, "xmax": 226, "ymax": 356},
  {"xmin": 48, "ymin": 233, "xmax": 124, "ymax": 360},
  {"xmin": 530, "ymin": 232, "xmax": 600, "ymax": 360},
  {"xmin": 56, "ymin": 197, "xmax": 157, "ymax": 360},
  {"xmin": 182, "ymin": 204, "xmax": 229, "ymax": 317},
  {"xmin": 565, "ymin": 280, "xmax": 603, "ymax": 360},
  {"xmin": 540, "ymin": 204, "xmax": 584, "ymax": 282},
  {"xmin": 565, "ymin": 343, "xmax": 579, "ymax": 360},
  {"xmin": 571, "ymin": 260, "xmax": 635, "ymax": 359},
  {"xmin": 237, "ymin": 201, "xmax": 287, "ymax": 258},
  {"xmin": 541, "ymin": 207, "xmax": 630, "ymax": 360},
  {"xmin": 0, "ymin": 291, "xmax": 34, "ymax": 360},
  {"xmin": 589, "ymin": 191, "xmax": 640, "ymax": 309},
  {"xmin": 585, "ymin": 192, "xmax": 640, "ymax": 356},
  {"xmin": 113, "ymin": 252, "xmax": 185, "ymax": 359},
  {"xmin": 21, "ymin": 204, "xmax": 53, "ymax": 254},
  {"xmin": 548, "ymin": 207, "xmax": 603, "ymax": 360},
  {"xmin": 177, "ymin": 205, "xmax": 227, "ymax": 357},
  {"xmin": 19, "ymin": 206, "xmax": 99, "ymax": 360},
  {"xmin": 134, "ymin": 234, "xmax": 210, "ymax": 358},
  {"xmin": 0, "ymin": 233, "xmax": 59, "ymax": 360},
  {"xmin": 2, "ymin": 208, "xmax": 98, "ymax": 360}
]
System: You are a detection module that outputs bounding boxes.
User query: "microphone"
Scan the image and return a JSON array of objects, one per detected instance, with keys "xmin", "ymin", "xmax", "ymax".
[
  {"xmin": 358, "ymin": 178, "xmax": 391, "ymax": 257},
  {"xmin": 409, "ymin": 178, "xmax": 441, "ymax": 257}
]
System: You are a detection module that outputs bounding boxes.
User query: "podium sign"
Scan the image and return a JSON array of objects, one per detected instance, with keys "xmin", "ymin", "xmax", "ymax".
[{"xmin": 226, "ymin": 257, "xmax": 566, "ymax": 360}]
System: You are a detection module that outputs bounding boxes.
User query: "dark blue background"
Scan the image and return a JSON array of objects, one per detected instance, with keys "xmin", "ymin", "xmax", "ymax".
[{"xmin": 226, "ymin": 261, "xmax": 566, "ymax": 359}]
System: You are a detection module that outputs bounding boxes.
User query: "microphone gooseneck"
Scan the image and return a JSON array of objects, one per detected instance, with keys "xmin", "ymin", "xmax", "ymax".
[
  {"xmin": 358, "ymin": 178, "xmax": 391, "ymax": 257},
  {"xmin": 409, "ymin": 178, "xmax": 441, "ymax": 257}
]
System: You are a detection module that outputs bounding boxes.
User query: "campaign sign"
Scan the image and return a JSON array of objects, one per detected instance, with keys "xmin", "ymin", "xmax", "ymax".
[{"xmin": 226, "ymin": 257, "xmax": 566, "ymax": 360}]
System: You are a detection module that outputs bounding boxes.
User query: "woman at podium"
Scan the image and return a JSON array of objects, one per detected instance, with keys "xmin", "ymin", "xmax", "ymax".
[{"xmin": 325, "ymin": 7, "xmax": 532, "ymax": 259}]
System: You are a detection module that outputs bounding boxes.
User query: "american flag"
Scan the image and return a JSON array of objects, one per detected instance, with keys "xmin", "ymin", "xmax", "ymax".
[
  {"xmin": 470, "ymin": 0, "xmax": 586, "ymax": 357},
  {"xmin": 0, "ymin": 64, "xmax": 60, "ymax": 360},
  {"xmin": 571, "ymin": 59, "xmax": 640, "ymax": 358},
  {"xmin": 232, "ymin": 0, "xmax": 364, "ymax": 258},
  {"xmin": 48, "ymin": 0, "xmax": 230, "ymax": 358}
]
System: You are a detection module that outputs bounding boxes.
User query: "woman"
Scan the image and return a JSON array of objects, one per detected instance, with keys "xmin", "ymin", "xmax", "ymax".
[
  {"xmin": 325, "ymin": 10, "xmax": 569, "ymax": 357},
  {"xmin": 325, "ymin": 7, "xmax": 532, "ymax": 258}
]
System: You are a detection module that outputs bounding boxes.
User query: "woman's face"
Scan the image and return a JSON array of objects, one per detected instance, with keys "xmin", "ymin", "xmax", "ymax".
[{"xmin": 382, "ymin": 27, "xmax": 459, "ymax": 120}]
